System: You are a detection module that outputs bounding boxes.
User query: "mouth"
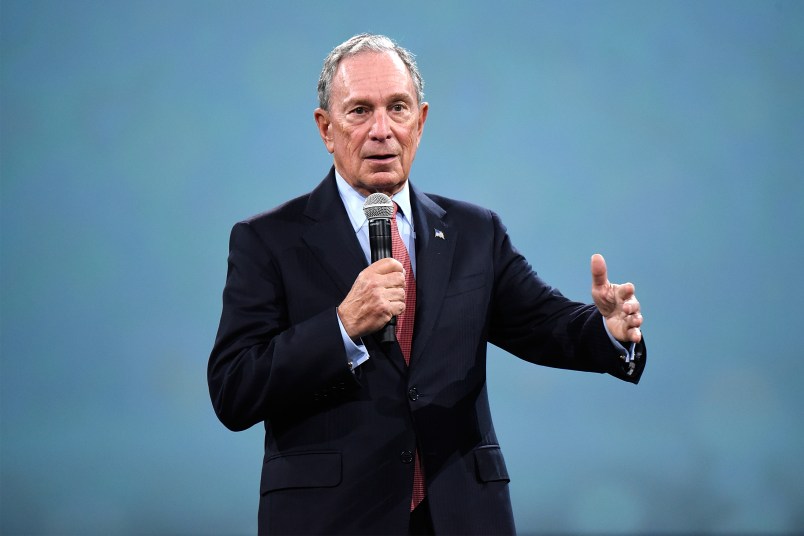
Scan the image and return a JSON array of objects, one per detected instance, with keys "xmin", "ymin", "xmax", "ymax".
[{"xmin": 365, "ymin": 154, "xmax": 397, "ymax": 162}]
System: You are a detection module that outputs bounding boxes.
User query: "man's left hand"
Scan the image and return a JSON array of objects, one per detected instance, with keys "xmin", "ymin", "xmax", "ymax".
[{"xmin": 591, "ymin": 253, "xmax": 643, "ymax": 344}]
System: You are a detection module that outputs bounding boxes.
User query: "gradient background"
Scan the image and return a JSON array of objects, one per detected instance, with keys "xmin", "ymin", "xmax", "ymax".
[{"xmin": 2, "ymin": 1, "xmax": 803, "ymax": 534}]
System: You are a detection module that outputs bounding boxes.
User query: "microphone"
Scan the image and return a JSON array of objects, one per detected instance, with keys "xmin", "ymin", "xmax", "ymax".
[{"xmin": 363, "ymin": 193, "xmax": 396, "ymax": 344}]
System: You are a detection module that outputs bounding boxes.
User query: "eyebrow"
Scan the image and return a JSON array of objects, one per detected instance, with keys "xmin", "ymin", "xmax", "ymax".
[
  {"xmin": 384, "ymin": 92, "xmax": 415, "ymax": 104},
  {"xmin": 342, "ymin": 92, "xmax": 415, "ymax": 108}
]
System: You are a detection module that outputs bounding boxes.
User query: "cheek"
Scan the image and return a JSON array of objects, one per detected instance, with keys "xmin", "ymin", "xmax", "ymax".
[
  {"xmin": 339, "ymin": 128, "xmax": 364, "ymax": 154},
  {"xmin": 403, "ymin": 129, "xmax": 420, "ymax": 154},
  {"xmin": 343, "ymin": 139, "xmax": 361, "ymax": 159}
]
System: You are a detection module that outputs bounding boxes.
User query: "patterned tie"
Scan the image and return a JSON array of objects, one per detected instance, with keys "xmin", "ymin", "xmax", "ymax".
[
  {"xmin": 391, "ymin": 203, "xmax": 416, "ymax": 365},
  {"xmin": 391, "ymin": 203, "xmax": 426, "ymax": 511}
]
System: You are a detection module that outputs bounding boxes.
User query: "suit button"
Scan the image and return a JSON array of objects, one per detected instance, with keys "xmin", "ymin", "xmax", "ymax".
[
  {"xmin": 400, "ymin": 450, "xmax": 414, "ymax": 464},
  {"xmin": 408, "ymin": 387, "xmax": 419, "ymax": 401}
]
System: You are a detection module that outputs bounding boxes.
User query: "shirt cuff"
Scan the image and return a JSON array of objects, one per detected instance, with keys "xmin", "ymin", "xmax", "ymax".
[{"xmin": 337, "ymin": 310, "xmax": 370, "ymax": 370}]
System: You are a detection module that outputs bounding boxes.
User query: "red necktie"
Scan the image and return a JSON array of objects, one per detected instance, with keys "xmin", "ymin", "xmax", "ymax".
[{"xmin": 391, "ymin": 203, "xmax": 426, "ymax": 511}]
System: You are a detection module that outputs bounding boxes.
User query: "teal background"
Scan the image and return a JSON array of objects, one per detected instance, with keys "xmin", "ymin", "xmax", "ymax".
[{"xmin": 2, "ymin": 0, "xmax": 803, "ymax": 534}]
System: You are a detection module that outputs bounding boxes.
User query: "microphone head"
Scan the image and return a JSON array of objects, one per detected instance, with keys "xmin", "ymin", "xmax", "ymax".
[{"xmin": 363, "ymin": 193, "xmax": 394, "ymax": 221}]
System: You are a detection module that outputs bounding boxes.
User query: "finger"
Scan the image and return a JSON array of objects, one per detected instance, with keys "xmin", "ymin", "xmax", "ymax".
[
  {"xmin": 379, "ymin": 288, "xmax": 406, "ymax": 317},
  {"xmin": 380, "ymin": 271, "xmax": 406, "ymax": 289},
  {"xmin": 384, "ymin": 287, "xmax": 406, "ymax": 303},
  {"xmin": 627, "ymin": 312, "xmax": 643, "ymax": 328},
  {"xmin": 370, "ymin": 257, "xmax": 405, "ymax": 274},
  {"xmin": 629, "ymin": 327, "xmax": 642, "ymax": 344},
  {"xmin": 623, "ymin": 296, "xmax": 640, "ymax": 315},
  {"xmin": 616, "ymin": 282, "xmax": 635, "ymax": 303},
  {"xmin": 590, "ymin": 253, "xmax": 608, "ymax": 288}
]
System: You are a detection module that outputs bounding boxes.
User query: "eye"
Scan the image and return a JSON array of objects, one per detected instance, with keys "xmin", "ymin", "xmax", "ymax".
[
  {"xmin": 352, "ymin": 106, "xmax": 367, "ymax": 115},
  {"xmin": 391, "ymin": 103, "xmax": 405, "ymax": 112}
]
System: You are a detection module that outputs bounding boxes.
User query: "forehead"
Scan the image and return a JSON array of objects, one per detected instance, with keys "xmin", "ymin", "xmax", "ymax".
[{"xmin": 332, "ymin": 51, "xmax": 416, "ymax": 104}]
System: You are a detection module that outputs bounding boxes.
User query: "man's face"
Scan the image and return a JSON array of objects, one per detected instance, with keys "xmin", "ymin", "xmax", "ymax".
[{"xmin": 314, "ymin": 51, "xmax": 428, "ymax": 197}]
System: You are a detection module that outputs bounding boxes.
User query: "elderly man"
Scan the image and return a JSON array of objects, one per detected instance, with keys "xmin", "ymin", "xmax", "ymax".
[{"xmin": 208, "ymin": 33, "xmax": 645, "ymax": 535}]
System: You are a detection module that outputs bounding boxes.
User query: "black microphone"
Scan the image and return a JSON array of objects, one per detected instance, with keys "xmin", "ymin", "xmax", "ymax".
[{"xmin": 363, "ymin": 193, "xmax": 396, "ymax": 344}]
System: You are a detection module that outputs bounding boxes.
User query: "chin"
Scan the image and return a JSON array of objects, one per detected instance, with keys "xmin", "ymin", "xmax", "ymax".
[{"xmin": 362, "ymin": 173, "xmax": 406, "ymax": 194}]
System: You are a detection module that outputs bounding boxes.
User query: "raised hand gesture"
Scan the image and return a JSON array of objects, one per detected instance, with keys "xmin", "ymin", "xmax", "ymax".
[{"xmin": 591, "ymin": 254, "xmax": 643, "ymax": 344}]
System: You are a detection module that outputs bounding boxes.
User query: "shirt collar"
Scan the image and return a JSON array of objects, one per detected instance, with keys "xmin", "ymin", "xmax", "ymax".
[{"xmin": 334, "ymin": 169, "xmax": 414, "ymax": 233}]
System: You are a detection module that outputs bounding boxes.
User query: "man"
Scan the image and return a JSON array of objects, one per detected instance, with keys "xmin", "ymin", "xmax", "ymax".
[{"xmin": 208, "ymin": 34, "xmax": 645, "ymax": 535}]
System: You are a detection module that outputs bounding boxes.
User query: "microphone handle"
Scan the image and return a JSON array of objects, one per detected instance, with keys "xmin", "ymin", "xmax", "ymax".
[
  {"xmin": 368, "ymin": 219, "xmax": 393, "ymax": 261},
  {"xmin": 379, "ymin": 319, "xmax": 396, "ymax": 344},
  {"xmin": 368, "ymin": 218, "xmax": 397, "ymax": 343}
]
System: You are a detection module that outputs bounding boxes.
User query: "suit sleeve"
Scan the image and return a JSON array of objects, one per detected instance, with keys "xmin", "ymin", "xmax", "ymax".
[
  {"xmin": 207, "ymin": 221, "xmax": 359, "ymax": 431},
  {"xmin": 487, "ymin": 211, "xmax": 645, "ymax": 383}
]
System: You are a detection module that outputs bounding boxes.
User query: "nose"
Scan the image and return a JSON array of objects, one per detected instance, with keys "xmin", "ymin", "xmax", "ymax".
[{"xmin": 369, "ymin": 109, "xmax": 392, "ymax": 141}]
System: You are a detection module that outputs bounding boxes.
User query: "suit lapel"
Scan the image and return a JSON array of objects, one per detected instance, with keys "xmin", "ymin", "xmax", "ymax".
[
  {"xmin": 301, "ymin": 169, "xmax": 367, "ymax": 297},
  {"xmin": 409, "ymin": 184, "xmax": 455, "ymax": 368}
]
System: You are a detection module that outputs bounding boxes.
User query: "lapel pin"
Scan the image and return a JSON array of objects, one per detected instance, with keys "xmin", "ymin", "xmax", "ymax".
[{"xmin": 434, "ymin": 229, "xmax": 445, "ymax": 240}]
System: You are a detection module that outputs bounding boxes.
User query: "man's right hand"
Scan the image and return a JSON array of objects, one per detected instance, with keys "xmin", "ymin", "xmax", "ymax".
[{"xmin": 338, "ymin": 258, "xmax": 406, "ymax": 340}]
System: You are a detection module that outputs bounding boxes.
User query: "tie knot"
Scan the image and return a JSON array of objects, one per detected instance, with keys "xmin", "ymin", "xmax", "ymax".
[{"xmin": 392, "ymin": 201, "xmax": 399, "ymax": 218}]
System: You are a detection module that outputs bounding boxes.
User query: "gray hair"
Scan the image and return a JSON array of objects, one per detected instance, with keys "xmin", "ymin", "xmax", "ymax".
[{"xmin": 317, "ymin": 33, "xmax": 425, "ymax": 110}]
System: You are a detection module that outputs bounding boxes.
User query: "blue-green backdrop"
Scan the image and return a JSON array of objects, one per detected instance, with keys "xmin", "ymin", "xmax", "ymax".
[{"xmin": 2, "ymin": 0, "xmax": 803, "ymax": 534}]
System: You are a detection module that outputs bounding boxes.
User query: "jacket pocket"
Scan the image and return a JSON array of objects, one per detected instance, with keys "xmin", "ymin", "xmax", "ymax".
[
  {"xmin": 473, "ymin": 445, "xmax": 510, "ymax": 483},
  {"xmin": 260, "ymin": 450, "xmax": 342, "ymax": 495}
]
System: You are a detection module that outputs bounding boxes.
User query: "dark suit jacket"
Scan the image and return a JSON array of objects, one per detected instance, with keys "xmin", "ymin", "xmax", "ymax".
[{"xmin": 208, "ymin": 168, "xmax": 646, "ymax": 534}]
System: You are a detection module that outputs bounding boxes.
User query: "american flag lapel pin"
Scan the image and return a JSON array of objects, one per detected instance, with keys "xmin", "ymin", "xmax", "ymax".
[{"xmin": 434, "ymin": 229, "xmax": 445, "ymax": 240}]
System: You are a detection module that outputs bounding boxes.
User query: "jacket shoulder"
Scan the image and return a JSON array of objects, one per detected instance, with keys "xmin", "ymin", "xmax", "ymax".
[
  {"xmin": 422, "ymin": 193, "xmax": 495, "ymax": 220},
  {"xmin": 238, "ymin": 170, "xmax": 338, "ymax": 232},
  {"xmin": 241, "ymin": 191, "xmax": 311, "ymax": 227},
  {"xmin": 420, "ymin": 192, "xmax": 503, "ymax": 236}
]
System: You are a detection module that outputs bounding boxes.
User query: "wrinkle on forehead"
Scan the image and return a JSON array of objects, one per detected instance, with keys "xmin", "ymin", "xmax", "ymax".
[{"xmin": 332, "ymin": 52, "xmax": 417, "ymax": 109}]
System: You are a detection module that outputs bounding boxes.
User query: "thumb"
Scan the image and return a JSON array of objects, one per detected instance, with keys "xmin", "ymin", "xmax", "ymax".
[
  {"xmin": 590, "ymin": 253, "xmax": 608, "ymax": 288},
  {"xmin": 370, "ymin": 257, "xmax": 404, "ymax": 274}
]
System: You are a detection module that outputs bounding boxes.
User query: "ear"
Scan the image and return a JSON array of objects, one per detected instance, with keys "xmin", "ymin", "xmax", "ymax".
[
  {"xmin": 314, "ymin": 108, "xmax": 335, "ymax": 153},
  {"xmin": 416, "ymin": 102, "xmax": 429, "ymax": 145}
]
